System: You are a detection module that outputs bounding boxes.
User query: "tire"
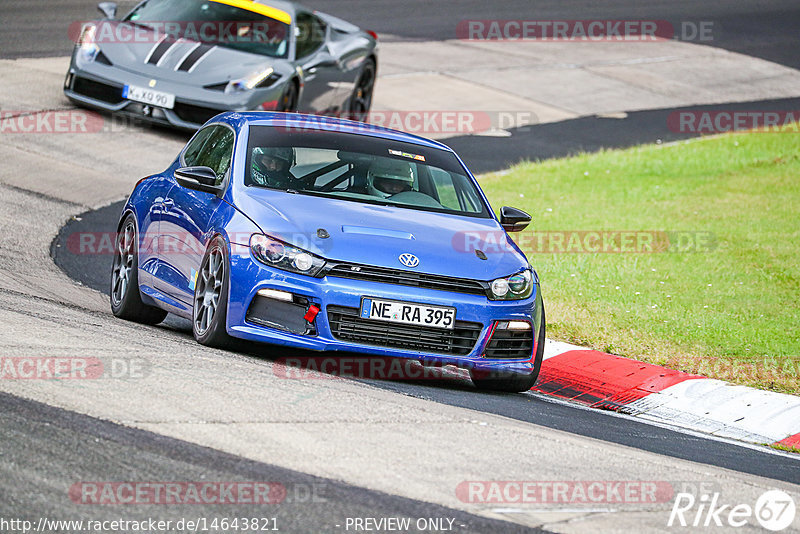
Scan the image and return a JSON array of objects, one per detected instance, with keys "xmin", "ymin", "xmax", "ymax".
[
  {"xmin": 193, "ymin": 236, "xmax": 232, "ymax": 348},
  {"xmin": 110, "ymin": 215, "xmax": 168, "ymax": 325},
  {"xmin": 471, "ymin": 307, "xmax": 546, "ymax": 393},
  {"xmin": 278, "ymin": 80, "xmax": 299, "ymax": 112},
  {"xmin": 347, "ymin": 58, "xmax": 375, "ymax": 122}
]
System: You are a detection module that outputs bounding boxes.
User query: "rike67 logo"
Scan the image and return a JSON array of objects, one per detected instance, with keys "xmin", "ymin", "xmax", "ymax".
[{"xmin": 669, "ymin": 489, "xmax": 796, "ymax": 531}]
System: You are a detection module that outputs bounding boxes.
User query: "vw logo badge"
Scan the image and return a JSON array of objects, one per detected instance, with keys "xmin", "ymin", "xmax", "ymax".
[{"xmin": 399, "ymin": 253, "xmax": 419, "ymax": 268}]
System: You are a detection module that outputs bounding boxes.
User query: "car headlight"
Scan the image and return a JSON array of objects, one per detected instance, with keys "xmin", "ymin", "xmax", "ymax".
[
  {"xmin": 488, "ymin": 269, "xmax": 534, "ymax": 300},
  {"xmin": 77, "ymin": 24, "xmax": 100, "ymax": 63},
  {"xmin": 250, "ymin": 234, "xmax": 326, "ymax": 276},
  {"xmin": 225, "ymin": 68, "xmax": 282, "ymax": 94}
]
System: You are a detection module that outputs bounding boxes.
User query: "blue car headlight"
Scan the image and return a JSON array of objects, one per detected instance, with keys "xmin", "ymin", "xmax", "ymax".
[
  {"xmin": 77, "ymin": 24, "xmax": 100, "ymax": 63},
  {"xmin": 250, "ymin": 234, "xmax": 326, "ymax": 276},
  {"xmin": 488, "ymin": 269, "xmax": 534, "ymax": 300}
]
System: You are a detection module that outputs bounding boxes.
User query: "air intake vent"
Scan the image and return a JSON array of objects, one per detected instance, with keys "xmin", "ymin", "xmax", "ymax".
[
  {"xmin": 95, "ymin": 51, "xmax": 113, "ymax": 65},
  {"xmin": 327, "ymin": 305, "xmax": 482, "ymax": 356}
]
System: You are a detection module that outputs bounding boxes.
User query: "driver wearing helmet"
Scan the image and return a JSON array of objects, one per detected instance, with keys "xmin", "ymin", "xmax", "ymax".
[
  {"xmin": 251, "ymin": 146, "xmax": 295, "ymax": 188},
  {"xmin": 367, "ymin": 159, "xmax": 415, "ymax": 198}
]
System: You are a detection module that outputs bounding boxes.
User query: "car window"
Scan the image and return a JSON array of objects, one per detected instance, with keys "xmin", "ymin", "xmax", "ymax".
[
  {"xmin": 429, "ymin": 167, "xmax": 460, "ymax": 210},
  {"xmin": 125, "ymin": 0, "xmax": 290, "ymax": 58},
  {"xmin": 245, "ymin": 126, "xmax": 491, "ymax": 218},
  {"xmin": 295, "ymin": 12, "xmax": 326, "ymax": 59},
  {"xmin": 183, "ymin": 125, "xmax": 235, "ymax": 185},
  {"xmin": 182, "ymin": 126, "xmax": 216, "ymax": 167}
]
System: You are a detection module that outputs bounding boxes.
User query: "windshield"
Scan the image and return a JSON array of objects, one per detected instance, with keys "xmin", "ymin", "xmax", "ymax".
[
  {"xmin": 125, "ymin": 0, "xmax": 290, "ymax": 58},
  {"xmin": 245, "ymin": 126, "xmax": 491, "ymax": 218}
]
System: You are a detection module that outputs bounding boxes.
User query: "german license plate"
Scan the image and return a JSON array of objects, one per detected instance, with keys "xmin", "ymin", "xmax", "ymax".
[
  {"xmin": 122, "ymin": 84, "xmax": 175, "ymax": 109},
  {"xmin": 360, "ymin": 297, "xmax": 456, "ymax": 330}
]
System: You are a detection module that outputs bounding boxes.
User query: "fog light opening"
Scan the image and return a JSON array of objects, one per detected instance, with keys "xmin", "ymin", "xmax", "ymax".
[{"xmin": 257, "ymin": 288, "xmax": 293, "ymax": 302}]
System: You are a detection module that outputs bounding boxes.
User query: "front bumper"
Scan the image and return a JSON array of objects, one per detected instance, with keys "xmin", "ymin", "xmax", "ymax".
[
  {"xmin": 64, "ymin": 54, "xmax": 285, "ymax": 130},
  {"xmin": 226, "ymin": 252, "xmax": 543, "ymax": 376}
]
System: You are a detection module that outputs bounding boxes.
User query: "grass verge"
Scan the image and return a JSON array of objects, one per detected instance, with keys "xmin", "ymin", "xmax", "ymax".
[{"xmin": 480, "ymin": 128, "xmax": 800, "ymax": 394}]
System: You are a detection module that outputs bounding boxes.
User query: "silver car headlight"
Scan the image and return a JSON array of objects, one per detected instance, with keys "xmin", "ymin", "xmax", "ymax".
[
  {"xmin": 225, "ymin": 68, "xmax": 282, "ymax": 94},
  {"xmin": 77, "ymin": 24, "xmax": 100, "ymax": 63},
  {"xmin": 250, "ymin": 234, "xmax": 326, "ymax": 276},
  {"xmin": 488, "ymin": 269, "xmax": 534, "ymax": 300}
]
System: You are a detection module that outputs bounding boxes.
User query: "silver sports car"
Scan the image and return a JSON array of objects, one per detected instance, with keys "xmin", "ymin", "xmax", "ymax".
[{"xmin": 64, "ymin": 0, "xmax": 378, "ymax": 129}]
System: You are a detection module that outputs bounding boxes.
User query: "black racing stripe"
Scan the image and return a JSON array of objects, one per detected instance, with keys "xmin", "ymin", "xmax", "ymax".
[
  {"xmin": 146, "ymin": 38, "xmax": 176, "ymax": 65},
  {"xmin": 177, "ymin": 43, "xmax": 214, "ymax": 72}
]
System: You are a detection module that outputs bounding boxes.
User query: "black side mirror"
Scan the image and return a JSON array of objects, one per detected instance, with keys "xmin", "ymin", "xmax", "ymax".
[
  {"xmin": 500, "ymin": 206, "xmax": 531, "ymax": 232},
  {"xmin": 174, "ymin": 166, "xmax": 223, "ymax": 195},
  {"xmin": 97, "ymin": 2, "xmax": 117, "ymax": 19}
]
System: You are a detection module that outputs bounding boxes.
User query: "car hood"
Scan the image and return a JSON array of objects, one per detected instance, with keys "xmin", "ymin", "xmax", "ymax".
[
  {"xmin": 93, "ymin": 21, "xmax": 292, "ymax": 85},
  {"xmin": 234, "ymin": 188, "xmax": 529, "ymax": 281}
]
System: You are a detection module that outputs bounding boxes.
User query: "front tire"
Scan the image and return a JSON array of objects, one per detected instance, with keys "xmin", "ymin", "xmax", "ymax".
[
  {"xmin": 278, "ymin": 80, "xmax": 299, "ymax": 112},
  {"xmin": 110, "ymin": 215, "xmax": 168, "ymax": 325},
  {"xmin": 471, "ymin": 307, "xmax": 546, "ymax": 393},
  {"xmin": 193, "ymin": 236, "xmax": 232, "ymax": 348}
]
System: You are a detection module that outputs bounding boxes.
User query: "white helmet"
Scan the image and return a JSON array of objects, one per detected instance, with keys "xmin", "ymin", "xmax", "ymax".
[{"xmin": 367, "ymin": 159, "xmax": 414, "ymax": 198}]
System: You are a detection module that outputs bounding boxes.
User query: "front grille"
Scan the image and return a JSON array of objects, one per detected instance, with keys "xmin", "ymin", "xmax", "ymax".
[
  {"xmin": 72, "ymin": 76, "xmax": 123, "ymax": 104},
  {"xmin": 484, "ymin": 327, "xmax": 533, "ymax": 359},
  {"xmin": 327, "ymin": 305, "xmax": 482, "ymax": 356},
  {"xmin": 324, "ymin": 262, "xmax": 488, "ymax": 296},
  {"xmin": 173, "ymin": 102, "xmax": 223, "ymax": 125}
]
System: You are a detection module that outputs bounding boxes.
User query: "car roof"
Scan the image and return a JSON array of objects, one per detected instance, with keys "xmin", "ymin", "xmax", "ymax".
[
  {"xmin": 215, "ymin": 111, "xmax": 456, "ymax": 152},
  {"xmin": 210, "ymin": 0, "xmax": 301, "ymax": 23},
  {"xmin": 251, "ymin": 0, "xmax": 300, "ymax": 15}
]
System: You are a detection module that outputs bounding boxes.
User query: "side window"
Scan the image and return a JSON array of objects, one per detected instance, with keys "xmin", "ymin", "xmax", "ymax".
[
  {"xmin": 182, "ymin": 126, "xmax": 215, "ymax": 167},
  {"xmin": 295, "ymin": 12, "xmax": 326, "ymax": 60},
  {"xmin": 188, "ymin": 126, "xmax": 235, "ymax": 185}
]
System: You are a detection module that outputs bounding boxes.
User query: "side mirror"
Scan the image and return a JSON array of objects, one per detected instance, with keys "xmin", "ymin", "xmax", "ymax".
[
  {"xmin": 500, "ymin": 206, "xmax": 531, "ymax": 232},
  {"xmin": 174, "ymin": 166, "xmax": 223, "ymax": 194},
  {"xmin": 97, "ymin": 2, "xmax": 117, "ymax": 19}
]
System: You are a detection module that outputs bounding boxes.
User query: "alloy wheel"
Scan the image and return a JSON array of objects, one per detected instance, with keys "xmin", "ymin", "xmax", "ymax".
[
  {"xmin": 111, "ymin": 221, "xmax": 135, "ymax": 306},
  {"xmin": 194, "ymin": 247, "xmax": 224, "ymax": 336}
]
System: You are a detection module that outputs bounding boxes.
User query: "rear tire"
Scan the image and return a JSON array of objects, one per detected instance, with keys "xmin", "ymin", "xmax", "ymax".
[
  {"xmin": 193, "ymin": 236, "xmax": 233, "ymax": 348},
  {"xmin": 471, "ymin": 307, "xmax": 546, "ymax": 393},
  {"xmin": 347, "ymin": 58, "xmax": 375, "ymax": 122},
  {"xmin": 110, "ymin": 215, "xmax": 168, "ymax": 325}
]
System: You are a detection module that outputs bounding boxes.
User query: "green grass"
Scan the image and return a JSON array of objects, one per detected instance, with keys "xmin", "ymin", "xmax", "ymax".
[{"xmin": 480, "ymin": 129, "xmax": 800, "ymax": 394}]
